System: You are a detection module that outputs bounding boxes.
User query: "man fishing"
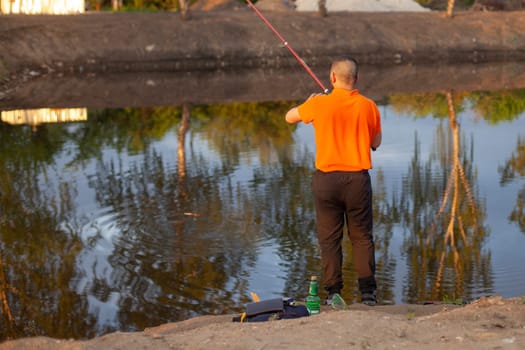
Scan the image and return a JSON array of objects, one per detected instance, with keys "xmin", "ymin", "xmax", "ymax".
[{"xmin": 285, "ymin": 56, "xmax": 382, "ymax": 306}]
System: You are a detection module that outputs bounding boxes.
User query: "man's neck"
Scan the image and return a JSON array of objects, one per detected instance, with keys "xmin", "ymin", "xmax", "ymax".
[{"xmin": 334, "ymin": 85, "xmax": 355, "ymax": 91}]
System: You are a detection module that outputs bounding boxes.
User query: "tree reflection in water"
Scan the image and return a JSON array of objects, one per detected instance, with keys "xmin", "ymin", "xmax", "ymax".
[
  {"xmin": 395, "ymin": 91, "xmax": 490, "ymax": 304},
  {"xmin": 499, "ymin": 136, "xmax": 525, "ymax": 233},
  {"xmin": 0, "ymin": 125, "xmax": 87, "ymax": 339},
  {"xmin": 429, "ymin": 92, "xmax": 486, "ymax": 301}
]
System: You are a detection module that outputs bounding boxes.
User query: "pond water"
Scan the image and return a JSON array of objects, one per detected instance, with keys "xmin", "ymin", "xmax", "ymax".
[{"xmin": 0, "ymin": 65, "xmax": 524, "ymax": 340}]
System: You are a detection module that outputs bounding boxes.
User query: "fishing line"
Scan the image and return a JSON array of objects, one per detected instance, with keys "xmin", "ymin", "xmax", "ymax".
[{"xmin": 244, "ymin": 0, "xmax": 329, "ymax": 94}]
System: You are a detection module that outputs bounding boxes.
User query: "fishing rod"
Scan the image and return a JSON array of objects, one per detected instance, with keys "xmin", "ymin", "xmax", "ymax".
[{"xmin": 244, "ymin": 0, "xmax": 329, "ymax": 93}]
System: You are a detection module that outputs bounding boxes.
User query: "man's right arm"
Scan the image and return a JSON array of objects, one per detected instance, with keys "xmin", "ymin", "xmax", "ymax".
[
  {"xmin": 370, "ymin": 101, "xmax": 382, "ymax": 151},
  {"xmin": 371, "ymin": 132, "xmax": 382, "ymax": 150}
]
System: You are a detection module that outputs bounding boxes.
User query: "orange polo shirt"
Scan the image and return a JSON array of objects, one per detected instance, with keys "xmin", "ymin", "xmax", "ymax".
[{"xmin": 297, "ymin": 88, "xmax": 381, "ymax": 172}]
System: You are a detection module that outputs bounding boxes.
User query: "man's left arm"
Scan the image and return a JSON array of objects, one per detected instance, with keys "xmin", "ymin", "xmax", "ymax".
[
  {"xmin": 286, "ymin": 93, "xmax": 322, "ymax": 124},
  {"xmin": 285, "ymin": 107, "xmax": 302, "ymax": 124}
]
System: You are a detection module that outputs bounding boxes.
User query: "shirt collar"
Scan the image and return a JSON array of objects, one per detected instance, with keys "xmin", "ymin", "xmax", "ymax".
[{"xmin": 332, "ymin": 87, "xmax": 358, "ymax": 95}]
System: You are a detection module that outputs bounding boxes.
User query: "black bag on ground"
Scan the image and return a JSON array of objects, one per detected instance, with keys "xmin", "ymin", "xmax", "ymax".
[{"xmin": 232, "ymin": 298, "xmax": 309, "ymax": 322}]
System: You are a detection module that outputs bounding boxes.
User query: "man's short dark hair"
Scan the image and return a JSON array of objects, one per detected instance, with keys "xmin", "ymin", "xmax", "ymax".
[{"xmin": 331, "ymin": 56, "xmax": 359, "ymax": 85}]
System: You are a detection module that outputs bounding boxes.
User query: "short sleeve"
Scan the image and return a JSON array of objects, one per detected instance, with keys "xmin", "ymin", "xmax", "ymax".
[{"xmin": 297, "ymin": 98, "xmax": 319, "ymax": 124}]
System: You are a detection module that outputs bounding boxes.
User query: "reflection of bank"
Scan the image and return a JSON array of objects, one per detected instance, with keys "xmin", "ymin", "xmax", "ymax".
[
  {"xmin": 0, "ymin": 0, "xmax": 84, "ymax": 14},
  {"xmin": 1, "ymin": 108, "xmax": 87, "ymax": 130}
]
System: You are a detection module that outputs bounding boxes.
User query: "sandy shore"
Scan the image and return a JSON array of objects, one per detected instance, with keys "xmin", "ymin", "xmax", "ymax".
[{"xmin": 1, "ymin": 295, "xmax": 524, "ymax": 349}]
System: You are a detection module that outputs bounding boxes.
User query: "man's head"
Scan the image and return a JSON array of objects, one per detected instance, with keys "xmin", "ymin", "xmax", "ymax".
[{"xmin": 330, "ymin": 56, "xmax": 359, "ymax": 89}]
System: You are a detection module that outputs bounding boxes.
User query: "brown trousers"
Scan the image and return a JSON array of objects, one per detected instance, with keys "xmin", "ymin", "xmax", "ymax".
[{"xmin": 312, "ymin": 170, "xmax": 376, "ymax": 294}]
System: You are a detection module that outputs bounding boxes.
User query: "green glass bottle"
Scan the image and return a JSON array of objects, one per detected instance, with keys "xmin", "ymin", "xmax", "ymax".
[{"xmin": 305, "ymin": 275, "xmax": 321, "ymax": 315}]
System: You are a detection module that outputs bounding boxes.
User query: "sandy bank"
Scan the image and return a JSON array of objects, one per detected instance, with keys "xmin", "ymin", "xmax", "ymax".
[
  {"xmin": 1, "ymin": 10, "xmax": 525, "ymax": 80},
  {"xmin": 1, "ymin": 295, "xmax": 524, "ymax": 350}
]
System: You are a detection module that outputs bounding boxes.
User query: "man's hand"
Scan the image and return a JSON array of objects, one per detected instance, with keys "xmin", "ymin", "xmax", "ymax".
[{"xmin": 306, "ymin": 93, "xmax": 323, "ymax": 100}]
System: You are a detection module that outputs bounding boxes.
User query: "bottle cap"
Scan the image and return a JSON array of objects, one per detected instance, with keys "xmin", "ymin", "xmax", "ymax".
[{"xmin": 311, "ymin": 275, "xmax": 317, "ymax": 281}]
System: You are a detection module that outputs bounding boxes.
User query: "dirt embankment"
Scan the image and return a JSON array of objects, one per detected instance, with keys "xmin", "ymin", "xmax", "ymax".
[
  {"xmin": 1, "ymin": 9, "xmax": 525, "ymax": 108},
  {"xmin": 1, "ymin": 9, "xmax": 525, "ymax": 79}
]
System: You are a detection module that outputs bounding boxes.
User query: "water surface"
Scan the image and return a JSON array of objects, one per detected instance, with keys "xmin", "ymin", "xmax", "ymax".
[{"xmin": 0, "ymin": 67, "xmax": 524, "ymax": 340}]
